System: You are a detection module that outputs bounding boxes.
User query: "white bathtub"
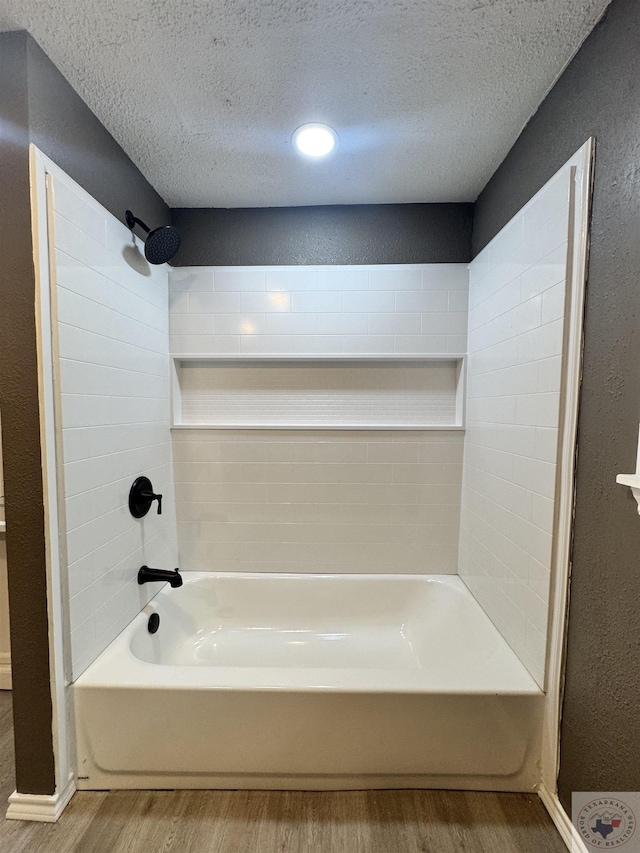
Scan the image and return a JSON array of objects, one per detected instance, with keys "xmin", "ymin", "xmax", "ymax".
[{"xmin": 73, "ymin": 572, "xmax": 543, "ymax": 791}]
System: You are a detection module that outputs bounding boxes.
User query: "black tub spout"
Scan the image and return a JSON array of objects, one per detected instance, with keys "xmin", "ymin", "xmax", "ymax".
[{"xmin": 138, "ymin": 565, "xmax": 183, "ymax": 588}]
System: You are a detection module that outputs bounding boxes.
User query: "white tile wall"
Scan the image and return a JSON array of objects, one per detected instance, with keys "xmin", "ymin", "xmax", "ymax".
[
  {"xmin": 169, "ymin": 264, "xmax": 468, "ymax": 575},
  {"xmin": 458, "ymin": 168, "xmax": 572, "ymax": 687},
  {"xmin": 173, "ymin": 430, "xmax": 464, "ymax": 575},
  {"xmin": 50, "ymin": 175, "xmax": 178, "ymax": 679},
  {"xmin": 169, "ymin": 264, "xmax": 468, "ymax": 356}
]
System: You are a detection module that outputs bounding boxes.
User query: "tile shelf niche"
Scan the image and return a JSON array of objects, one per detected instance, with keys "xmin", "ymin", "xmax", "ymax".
[{"xmin": 171, "ymin": 354, "xmax": 466, "ymax": 431}]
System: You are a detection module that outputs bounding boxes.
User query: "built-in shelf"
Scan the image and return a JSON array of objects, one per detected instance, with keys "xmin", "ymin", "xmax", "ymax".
[{"xmin": 171, "ymin": 355, "xmax": 466, "ymax": 431}]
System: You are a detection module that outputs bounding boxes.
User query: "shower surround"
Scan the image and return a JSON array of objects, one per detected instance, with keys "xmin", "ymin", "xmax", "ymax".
[{"xmin": 32, "ymin": 144, "xmax": 588, "ymax": 798}]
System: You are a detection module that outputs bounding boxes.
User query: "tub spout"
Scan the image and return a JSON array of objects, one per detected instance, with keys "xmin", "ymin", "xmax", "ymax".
[{"xmin": 138, "ymin": 565, "xmax": 183, "ymax": 588}]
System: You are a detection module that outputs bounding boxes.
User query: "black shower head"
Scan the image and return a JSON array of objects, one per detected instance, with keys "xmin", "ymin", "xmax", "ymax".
[{"xmin": 125, "ymin": 210, "xmax": 181, "ymax": 265}]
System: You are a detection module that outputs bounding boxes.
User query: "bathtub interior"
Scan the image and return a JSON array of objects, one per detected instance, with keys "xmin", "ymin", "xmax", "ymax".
[{"xmin": 127, "ymin": 573, "xmax": 539, "ymax": 690}]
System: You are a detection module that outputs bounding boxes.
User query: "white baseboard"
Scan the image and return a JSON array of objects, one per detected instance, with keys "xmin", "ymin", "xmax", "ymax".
[
  {"xmin": 6, "ymin": 776, "xmax": 75, "ymax": 822},
  {"xmin": 539, "ymin": 784, "xmax": 589, "ymax": 853}
]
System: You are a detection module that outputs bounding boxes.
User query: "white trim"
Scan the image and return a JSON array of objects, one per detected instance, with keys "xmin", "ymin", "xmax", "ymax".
[
  {"xmin": 172, "ymin": 353, "xmax": 467, "ymax": 361},
  {"xmin": 26, "ymin": 146, "xmax": 75, "ymax": 816},
  {"xmin": 171, "ymin": 424, "xmax": 466, "ymax": 432},
  {"xmin": 6, "ymin": 777, "xmax": 76, "ymax": 823},
  {"xmin": 0, "ymin": 652, "xmax": 11, "ymax": 690},
  {"xmin": 539, "ymin": 784, "xmax": 589, "ymax": 853},
  {"xmin": 541, "ymin": 139, "xmax": 595, "ymax": 794}
]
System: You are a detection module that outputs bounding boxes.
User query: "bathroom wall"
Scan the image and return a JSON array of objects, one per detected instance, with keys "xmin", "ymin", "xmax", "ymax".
[
  {"xmin": 169, "ymin": 264, "xmax": 467, "ymax": 574},
  {"xmin": 0, "ymin": 30, "xmax": 170, "ymax": 794},
  {"xmin": 171, "ymin": 204, "xmax": 474, "ymax": 266},
  {"xmin": 0, "ymin": 417, "xmax": 9, "ymax": 689},
  {"xmin": 460, "ymin": 168, "xmax": 571, "ymax": 687},
  {"xmin": 49, "ymin": 171, "xmax": 178, "ymax": 679},
  {"xmin": 472, "ymin": 0, "xmax": 640, "ymax": 808},
  {"xmin": 0, "ymin": 542, "xmax": 8, "ymax": 689}
]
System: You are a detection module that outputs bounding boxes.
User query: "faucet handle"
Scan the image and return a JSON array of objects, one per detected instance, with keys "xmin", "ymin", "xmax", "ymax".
[
  {"xmin": 129, "ymin": 477, "xmax": 162, "ymax": 517},
  {"xmin": 143, "ymin": 491, "xmax": 162, "ymax": 515}
]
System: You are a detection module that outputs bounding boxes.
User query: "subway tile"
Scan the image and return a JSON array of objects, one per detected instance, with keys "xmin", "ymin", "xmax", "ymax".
[
  {"xmin": 394, "ymin": 335, "xmax": 448, "ymax": 354},
  {"xmin": 214, "ymin": 314, "xmax": 265, "ymax": 335},
  {"xmin": 292, "ymin": 335, "xmax": 343, "ymax": 354},
  {"xmin": 214, "ymin": 269, "xmax": 266, "ymax": 292},
  {"xmin": 519, "ymin": 244, "xmax": 568, "ymax": 301},
  {"xmin": 190, "ymin": 292, "xmax": 241, "ymax": 314},
  {"xmin": 265, "ymin": 313, "xmax": 318, "ymax": 335},
  {"xmin": 342, "ymin": 291, "xmax": 395, "ymax": 313},
  {"xmin": 422, "ymin": 265, "xmax": 469, "ymax": 290},
  {"xmin": 169, "ymin": 268, "xmax": 214, "ymax": 292},
  {"xmin": 240, "ymin": 335, "xmax": 292, "ymax": 354},
  {"xmin": 179, "ymin": 334, "xmax": 240, "ymax": 354},
  {"xmin": 448, "ymin": 290, "xmax": 469, "ymax": 313},
  {"xmin": 369, "ymin": 268, "xmax": 422, "ymax": 291},
  {"xmin": 292, "ymin": 291, "xmax": 343, "ymax": 313},
  {"xmin": 421, "ymin": 312, "xmax": 467, "ymax": 335},
  {"xmin": 242, "ymin": 292, "xmax": 292, "ymax": 313},
  {"xmin": 169, "ymin": 292, "xmax": 189, "ymax": 313},
  {"xmin": 53, "ymin": 181, "xmax": 107, "ymax": 246},
  {"xmin": 316, "ymin": 268, "xmax": 369, "ymax": 291},
  {"xmin": 537, "ymin": 356, "xmax": 562, "ymax": 393},
  {"xmin": 517, "ymin": 319, "xmax": 564, "ymax": 363},
  {"xmin": 395, "ymin": 291, "xmax": 448, "ymax": 313},
  {"xmin": 170, "ymin": 313, "xmax": 213, "ymax": 336},
  {"xmin": 523, "ymin": 173, "xmax": 570, "ymax": 234},
  {"xmin": 266, "ymin": 269, "xmax": 318, "ymax": 292},
  {"xmin": 534, "ymin": 427, "xmax": 559, "ymax": 463},
  {"xmin": 343, "ymin": 335, "xmax": 395, "ymax": 354},
  {"xmin": 511, "ymin": 455, "xmax": 557, "ymax": 499},
  {"xmin": 316, "ymin": 314, "xmax": 368, "ymax": 335},
  {"xmin": 514, "ymin": 392, "xmax": 560, "ymax": 428},
  {"xmin": 541, "ymin": 281, "xmax": 566, "ymax": 325},
  {"xmin": 369, "ymin": 313, "xmax": 421, "ymax": 335}
]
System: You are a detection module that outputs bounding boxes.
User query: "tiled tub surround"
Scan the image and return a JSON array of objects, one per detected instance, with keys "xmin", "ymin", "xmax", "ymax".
[
  {"xmin": 169, "ymin": 264, "xmax": 468, "ymax": 575},
  {"xmin": 458, "ymin": 168, "xmax": 572, "ymax": 688},
  {"xmin": 49, "ymin": 173, "xmax": 178, "ymax": 679},
  {"xmin": 168, "ymin": 264, "xmax": 468, "ymax": 357},
  {"xmin": 174, "ymin": 431, "xmax": 464, "ymax": 575}
]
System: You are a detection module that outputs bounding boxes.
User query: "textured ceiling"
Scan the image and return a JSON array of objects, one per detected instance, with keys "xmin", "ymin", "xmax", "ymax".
[{"xmin": 0, "ymin": 0, "xmax": 610, "ymax": 207}]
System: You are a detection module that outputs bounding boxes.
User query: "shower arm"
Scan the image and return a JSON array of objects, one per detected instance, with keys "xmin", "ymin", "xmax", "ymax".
[{"xmin": 125, "ymin": 210, "xmax": 151, "ymax": 234}]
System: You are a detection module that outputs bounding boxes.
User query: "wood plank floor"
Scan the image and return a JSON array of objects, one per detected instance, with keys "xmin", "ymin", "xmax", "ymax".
[{"xmin": 0, "ymin": 693, "xmax": 566, "ymax": 853}]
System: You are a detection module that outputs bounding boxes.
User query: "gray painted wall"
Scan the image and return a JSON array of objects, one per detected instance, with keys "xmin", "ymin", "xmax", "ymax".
[
  {"xmin": 0, "ymin": 30, "xmax": 169, "ymax": 795},
  {"xmin": 473, "ymin": 0, "xmax": 640, "ymax": 810},
  {"xmin": 171, "ymin": 203, "xmax": 474, "ymax": 266},
  {"xmin": 0, "ymin": 30, "xmax": 55, "ymax": 797}
]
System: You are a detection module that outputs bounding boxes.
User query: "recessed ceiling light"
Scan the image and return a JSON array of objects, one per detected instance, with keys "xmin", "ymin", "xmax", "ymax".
[{"xmin": 292, "ymin": 123, "xmax": 338, "ymax": 158}]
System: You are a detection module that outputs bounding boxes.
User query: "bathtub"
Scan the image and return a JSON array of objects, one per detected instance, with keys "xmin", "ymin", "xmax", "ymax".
[{"xmin": 73, "ymin": 572, "xmax": 543, "ymax": 791}]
